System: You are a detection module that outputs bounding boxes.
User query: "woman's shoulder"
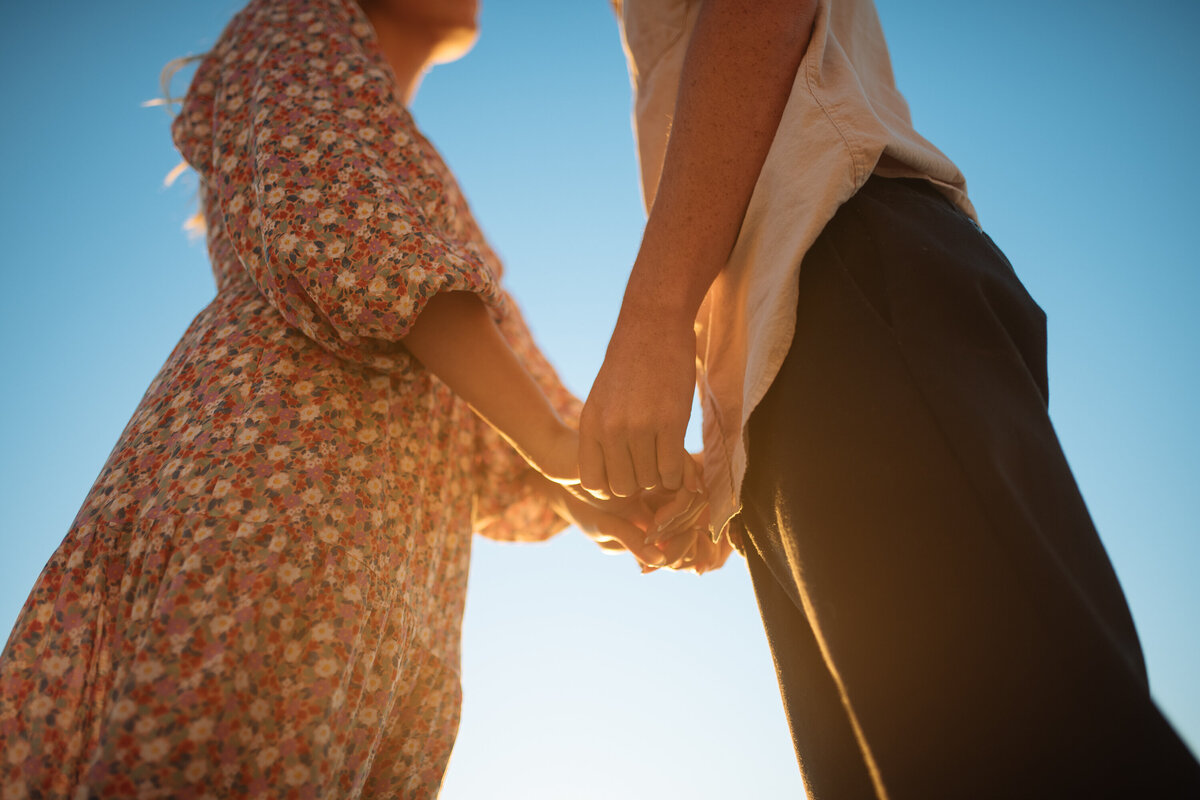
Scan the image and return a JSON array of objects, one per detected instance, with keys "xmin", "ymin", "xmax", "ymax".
[
  {"xmin": 210, "ymin": 0, "xmax": 388, "ymax": 77},
  {"xmin": 177, "ymin": 0, "xmax": 414, "ymax": 168},
  {"xmin": 178, "ymin": 0, "xmax": 492, "ymax": 253}
]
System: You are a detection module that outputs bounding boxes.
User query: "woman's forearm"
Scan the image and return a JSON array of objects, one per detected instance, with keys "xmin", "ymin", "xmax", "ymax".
[
  {"xmin": 402, "ymin": 290, "xmax": 576, "ymax": 481},
  {"xmin": 621, "ymin": 0, "xmax": 816, "ymax": 324}
]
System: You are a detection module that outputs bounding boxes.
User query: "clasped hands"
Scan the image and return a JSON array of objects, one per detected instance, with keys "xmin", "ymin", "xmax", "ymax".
[
  {"xmin": 529, "ymin": 305, "xmax": 729, "ymax": 573},
  {"xmin": 530, "ymin": 426, "xmax": 726, "ymax": 574}
]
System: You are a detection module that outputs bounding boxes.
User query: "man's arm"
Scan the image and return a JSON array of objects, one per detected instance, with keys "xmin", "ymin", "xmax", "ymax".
[{"xmin": 580, "ymin": 0, "xmax": 817, "ymax": 497}]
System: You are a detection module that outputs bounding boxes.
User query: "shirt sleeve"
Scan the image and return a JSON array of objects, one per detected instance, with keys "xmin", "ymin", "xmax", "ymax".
[
  {"xmin": 175, "ymin": 0, "xmax": 503, "ymax": 373},
  {"xmin": 471, "ymin": 292, "xmax": 584, "ymax": 543}
]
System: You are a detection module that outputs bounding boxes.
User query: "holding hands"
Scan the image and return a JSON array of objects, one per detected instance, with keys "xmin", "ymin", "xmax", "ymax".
[
  {"xmin": 577, "ymin": 298, "xmax": 700, "ymax": 501},
  {"xmin": 567, "ymin": 290, "xmax": 728, "ymax": 573},
  {"xmin": 397, "ymin": 289, "xmax": 726, "ymax": 572},
  {"xmin": 526, "ymin": 417, "xmax": 729, "ymax": 575}
]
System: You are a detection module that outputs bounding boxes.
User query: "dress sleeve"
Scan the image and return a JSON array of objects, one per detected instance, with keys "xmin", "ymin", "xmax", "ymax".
[
  {"xmin": 174, "ymin": 0, "xmax": 503, "ymax": 373},
  {"xmin": 472, "ymin": 291, "xmax": 584, "ymax": 543}
]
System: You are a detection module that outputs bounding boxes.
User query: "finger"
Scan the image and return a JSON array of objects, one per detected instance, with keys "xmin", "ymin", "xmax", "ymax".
[
  {"xmin": 648, "ymin": 494, "xmax": 709, "ymax": 544},
  {"xmin": 682, "ymin": 544, "xmax": 702, "ymax": 574},
  {"xmin": 578, "ymin": 436, "xmax": 611, "ymax": 499},
  {"xmin": 679, "ymin": 539, "xmax": 700, "ymax": 571},
  {"xmin": 651, "ymin": 489, "xmax": 689, "ymax": 522},
  {"xmin": 660, "ymin": 530, "xmax": 698, "ymax": 569},
  {"xmin": 681, "ymin": 453, "xmax": 702, "ymax": 494},
  {"xmin": 591, "ymin": 509, "xmax": 667, "ymax": 568},
  {"xmin": 656, "ymin": 433, "xmax": 686, "ymax": 492},
  {"xmin": 693, "ymin": 501, "xmax": 714, "ymax": 542},
  {"xmin": 603, "ymin": 439, "xmax": 640, "ymax": 498},
  {"xmin": 694, "ymin": 533, "xmax": 732, "ymax": 574},
  {"xmin": 668, "ymin": 493, "xmax": 708, "ymax": 530},
  {"xmin": 622, "ymin": 497, "xmax": 656, "ymax": 532},
  {"xmin": 597, "ymin": 539, "xmax": 626, "ymax": 554},
  {"xmin": 629, "ymin": 434, "xmax": 660, "ymax": 492},
  {"xmin": 645, "ymin": 491, "xmax": 692, "ymax": 544},
  {"xmin": 651, "ymin": 529, "xmax": 694, "ymax": 565}
]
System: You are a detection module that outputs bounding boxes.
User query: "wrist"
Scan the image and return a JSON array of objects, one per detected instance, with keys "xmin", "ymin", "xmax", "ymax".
[
  {"xmin": 608, "ymin": 290, "xmax": 698, "ymax": 365},
  {"xmin": 622, "ymin": 256, "xmax": 707, "ymax": 329},
  {"xmin": 520, "ymin": 416, "xmax": 579, "ymax": 485}
]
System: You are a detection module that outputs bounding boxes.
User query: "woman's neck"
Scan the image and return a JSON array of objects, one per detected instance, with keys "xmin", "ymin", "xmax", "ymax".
[{"xmin": 361, "ymin": 7, "xmax": 439, "ymax": 106}]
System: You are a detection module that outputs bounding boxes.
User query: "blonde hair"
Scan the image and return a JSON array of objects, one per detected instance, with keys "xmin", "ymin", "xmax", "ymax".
[{"xmin": 145, "ymin": 54, "xmax": 208, "ymax": 237}]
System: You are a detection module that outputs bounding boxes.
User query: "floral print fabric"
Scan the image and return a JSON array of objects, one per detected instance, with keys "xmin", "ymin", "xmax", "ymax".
[{"xmin": 0, "ymin": 0, "xmax": 577, "ymax": 796}]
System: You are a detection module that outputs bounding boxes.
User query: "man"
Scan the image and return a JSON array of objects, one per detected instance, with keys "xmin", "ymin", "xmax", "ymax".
[{"xmin": 579, "ymin": 0, "xmax": 1200, "ymax": 796}]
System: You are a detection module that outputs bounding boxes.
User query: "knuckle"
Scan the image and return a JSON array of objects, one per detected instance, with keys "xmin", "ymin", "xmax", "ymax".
[
  {"xmin": 599, "ymin": 418, "xmax": 627, "ymax": 440},
  {"xmin": 578, "ymin": 474, "xmax": 607, "ymax": 497},
  {"xmin": 609, "ymin": 478, "xmax": 635, "ymax": 497},
  {"xmin": 658, "ymin": 449, "xmax": 683, "ymax": 468}
]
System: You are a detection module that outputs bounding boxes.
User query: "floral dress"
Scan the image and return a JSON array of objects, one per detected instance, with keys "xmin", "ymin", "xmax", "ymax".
[{"xmin": 0, "ymin": 0, "xmax": 578, "ymax": 797}]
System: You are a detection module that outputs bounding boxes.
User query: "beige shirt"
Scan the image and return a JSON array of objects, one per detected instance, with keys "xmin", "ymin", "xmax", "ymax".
[{"xmin": 614, "ymin": 0, "xmax": 977, "ymax": 540}]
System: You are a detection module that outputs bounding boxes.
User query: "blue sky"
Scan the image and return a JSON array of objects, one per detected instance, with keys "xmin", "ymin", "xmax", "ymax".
[{"xmin": 0, "ymin": 1, "xmax": 1197, "ymax": 796}]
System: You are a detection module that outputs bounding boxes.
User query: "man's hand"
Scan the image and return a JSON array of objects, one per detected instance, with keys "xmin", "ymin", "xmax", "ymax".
[
  {"xmin": 580, "ymin": 0, "xmax": 814, "ymax": 497},
  {"xmin": 579, "ymin": 307, "xmax": 698, "ymax": 498}
]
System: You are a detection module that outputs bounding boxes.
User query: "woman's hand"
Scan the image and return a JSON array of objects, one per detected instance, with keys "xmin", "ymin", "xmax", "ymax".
[
  {"xmin": 667, "ymin": 528, "xmax": 733, "ymax": 574},
  {"xmin": 639, "ymin": 452, "xmax": 730, "ymax": 574},
  {"xmin": 524, "ymin": 421, "xmax": 583, "ymax": 486},
  {"xmin": 645, "ymin": 481, "xmax": 709, "ymax": 545},
  {"xmin": 647, "ymin": 502, "xmax": 733, "ymax": 574},
  {"xmin": 526, "ymin": 473, "xmax": 668, "ymax": 569}
]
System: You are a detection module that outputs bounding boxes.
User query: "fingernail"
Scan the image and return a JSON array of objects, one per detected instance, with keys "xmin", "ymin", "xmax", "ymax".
[{"xmin": 646, "ymin": 529, "xmax": 670, "ymax": 545}]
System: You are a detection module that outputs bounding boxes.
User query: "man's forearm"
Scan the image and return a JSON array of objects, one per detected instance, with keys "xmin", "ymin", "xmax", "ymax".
[
  {"xmin": 579, "ymin": 0, "xmax": 816, "ymax": 497},
  {"xmin": 622, "ymin": 0, "xmax": 816, "ymax": 323}
]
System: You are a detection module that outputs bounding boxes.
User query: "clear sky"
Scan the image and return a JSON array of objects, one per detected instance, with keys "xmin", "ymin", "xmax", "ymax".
[{"xmin": 1, "ymin": 1, "xmax": 1197, "ymax": 796}]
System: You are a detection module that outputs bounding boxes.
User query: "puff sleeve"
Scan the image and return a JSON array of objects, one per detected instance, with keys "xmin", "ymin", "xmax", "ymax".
[
  {"xmin": 173, "ymin": 0, "xmax": 503, "ymax": 373},
  {"xmin": 174, "ymin": 0, "xmax": 586, "ymax": 544}
]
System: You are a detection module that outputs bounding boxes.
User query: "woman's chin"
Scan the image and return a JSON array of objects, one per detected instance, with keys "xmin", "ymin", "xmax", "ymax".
[{"xmin": 431, "ymin": 26, "xmax": 480, "ymax": 64}]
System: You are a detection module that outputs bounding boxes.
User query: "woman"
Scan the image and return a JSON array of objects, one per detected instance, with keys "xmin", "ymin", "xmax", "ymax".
[{"xmin": 0, "ymin": 0, "xmax": 719, "ymax": 796}]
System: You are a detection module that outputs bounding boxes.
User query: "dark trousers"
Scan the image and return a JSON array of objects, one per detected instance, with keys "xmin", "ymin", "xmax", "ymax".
[{"xmin": 739, "ymin": 176, "xmax": 1200, "ymax": 799}]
